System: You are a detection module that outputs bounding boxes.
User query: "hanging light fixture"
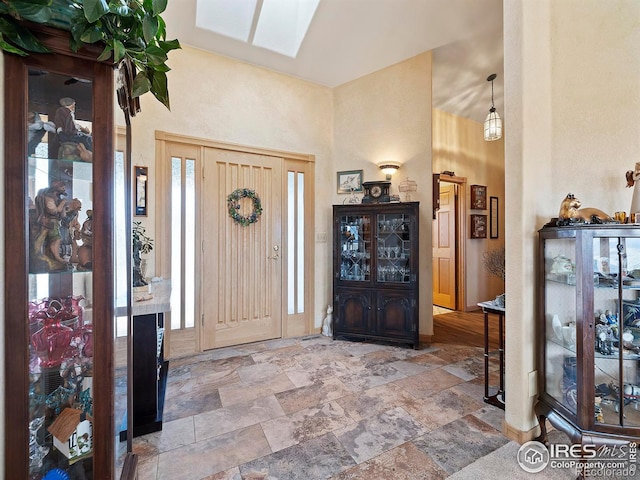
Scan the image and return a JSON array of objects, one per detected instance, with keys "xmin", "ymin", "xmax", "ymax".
[{"xmin": 484, "ymin": 73, "xmax": 502, "ymax": 141}]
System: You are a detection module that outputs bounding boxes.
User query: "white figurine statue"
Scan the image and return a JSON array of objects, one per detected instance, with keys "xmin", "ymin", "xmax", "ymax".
[{"xmin": 321, "ymin": 305, "xmax": 333, "ymax": 337}]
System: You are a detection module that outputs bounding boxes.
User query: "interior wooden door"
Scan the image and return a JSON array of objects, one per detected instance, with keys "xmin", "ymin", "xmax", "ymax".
[
  {"xmin": 201, "ymin": 148, "xmax": 282, "ymax": 349},
  {"xmin": 432, "ymin": 183, "xmax": 457, "ymax": 309}
]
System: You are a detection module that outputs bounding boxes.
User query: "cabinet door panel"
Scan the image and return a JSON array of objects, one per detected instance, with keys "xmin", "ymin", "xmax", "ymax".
[
  {"xmin": 376, "ymin": 293, "xmax": 414, "ymax": 338},
  {"xmin": 335, "ymin": 291, "xmax": 371, "ymax": 333}
]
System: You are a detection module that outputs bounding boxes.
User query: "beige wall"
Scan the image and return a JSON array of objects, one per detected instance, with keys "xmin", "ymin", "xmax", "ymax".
[
  {"xmin": 118, "ymin": 45, "xmax": 334, "ymax": 327},
  {"xmin": 124, "ymin": 48, "xmax": 434, "ymax": 331},
  {"xmin": 332, "ymin": 52, "xmax": 433, "ymax": 335},
  {"xmin": 504, "ymin": 0, "xmax": 640, "ymax": 437},
  {"xmin": 432, "ymin": 108, "xmax": 505, "ymax": 309}
]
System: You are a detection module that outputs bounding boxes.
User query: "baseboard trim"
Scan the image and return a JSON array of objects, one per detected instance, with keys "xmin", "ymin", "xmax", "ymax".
[
  {"xmin": 419, "ymin": 334, "xmax": 433, "ymax": 345},
  {"xmin": 502, "ymin": 420, "xmax": 541, "ymax": 443}
]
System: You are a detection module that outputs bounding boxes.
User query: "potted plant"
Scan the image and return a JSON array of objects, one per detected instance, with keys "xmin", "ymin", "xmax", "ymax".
[
  {"xmin": 132, "ymin": 221, "xmax": 152, "ymax": 287},
  {"xmin": 0, "ymin": 0, "xmax": 180, "ymax": 109}
]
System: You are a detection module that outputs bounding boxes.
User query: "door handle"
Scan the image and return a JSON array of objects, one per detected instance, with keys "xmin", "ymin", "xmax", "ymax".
[{"xmin": 268, "ymin": 245, "xmax": 280, "ymax": 260}]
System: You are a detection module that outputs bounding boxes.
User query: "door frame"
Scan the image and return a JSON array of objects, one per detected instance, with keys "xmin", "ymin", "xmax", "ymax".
[
  {"xmin": 154, "ymin": 131, "xmax": 315, "ymax": 356},
  {"xmin": 437, "ymin": 173, "xmax": 468, "ymax": 311}
]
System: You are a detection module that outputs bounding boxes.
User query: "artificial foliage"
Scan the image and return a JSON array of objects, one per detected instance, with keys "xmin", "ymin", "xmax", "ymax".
[{"xmin": 0, "ymin": 0, "xmax": 180, "ymax": 109}]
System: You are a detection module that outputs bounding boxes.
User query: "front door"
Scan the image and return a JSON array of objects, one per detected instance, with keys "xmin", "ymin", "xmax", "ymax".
[
  {"xmin": 201, "ymin": 147, "xmax": 283, "ymax": 349},
  {"xmin": 432, "ymin": 183, "xmax": 457, "ymax": 309}
]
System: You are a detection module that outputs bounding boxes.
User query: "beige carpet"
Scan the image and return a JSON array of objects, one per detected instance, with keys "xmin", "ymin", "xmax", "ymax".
[{"xmin": 450, "ymin": 431, "xmax": 636, "ymax": 480}]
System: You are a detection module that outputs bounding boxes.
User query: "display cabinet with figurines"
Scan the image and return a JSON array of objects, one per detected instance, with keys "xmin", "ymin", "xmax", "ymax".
[
  {"xmin": 4, "ymin": 25, "xmax": 116, "ymax": 478},
  {"xmin": 536, "ymin": 224, "xmax": 640, "ymax": 449}
]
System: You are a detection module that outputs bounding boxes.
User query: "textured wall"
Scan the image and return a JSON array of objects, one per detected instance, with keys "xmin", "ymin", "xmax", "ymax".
[
  {"xmin": 122, "ymin": 45, "xmax": 334, "ymax": 328},
  {"xmin": 432, "ymin": 108, "xmax": 505, "ymax": 308},
  {"xmin": 504, "ymin": 0, "xmax": 640, "ymax": 436},
  {"xmin": 333, "ymin": 52, "xmax": 433, "ymax": 334}
]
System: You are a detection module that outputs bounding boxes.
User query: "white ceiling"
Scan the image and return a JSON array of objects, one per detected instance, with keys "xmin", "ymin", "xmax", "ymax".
[{"xmin": 163, "ymin": 0, "xmax": 504, "ymax": 123}]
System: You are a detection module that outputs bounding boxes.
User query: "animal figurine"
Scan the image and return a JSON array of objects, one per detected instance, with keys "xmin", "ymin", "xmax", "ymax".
[
  {"xmin": 558, "ymin": 193, "xmax": 614, "ymax": 225},
  {"xmin": 321, "ymin": 305, "xmax": 333, "ymax": 337}
]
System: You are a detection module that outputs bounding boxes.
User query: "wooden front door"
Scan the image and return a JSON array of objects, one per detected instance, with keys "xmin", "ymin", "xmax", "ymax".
[
  {"xmin": 432, "ymin": 183, "xmax": 457, "ymax": 309},
  {"xmin": 201, "ymin": 148, "xmax": 283, "ymax": 349}
]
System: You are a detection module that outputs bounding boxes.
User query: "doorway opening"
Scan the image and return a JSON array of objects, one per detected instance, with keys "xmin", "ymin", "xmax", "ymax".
[{"xmin": 432, "ymin": 174, "xmax": 467, "ymax": 312}]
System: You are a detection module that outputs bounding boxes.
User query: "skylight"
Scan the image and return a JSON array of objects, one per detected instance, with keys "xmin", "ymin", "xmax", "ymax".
[
  {"xmin": 195, "ymin": 0, "xmax": 258, "ymax": 42},
  {"xmin": 196, "ymin": 0, "xmax": 320, "ymax": 58}
]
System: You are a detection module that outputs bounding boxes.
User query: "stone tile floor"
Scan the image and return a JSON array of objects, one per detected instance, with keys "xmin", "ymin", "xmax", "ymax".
[{"xmin": 130, "ymin": 336, "xmax": 508, "ymax": 479}]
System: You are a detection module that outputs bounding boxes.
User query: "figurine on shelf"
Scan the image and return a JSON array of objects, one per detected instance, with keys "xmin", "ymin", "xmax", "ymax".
[
  {"xmin": 32, "ymin": 180, "xmax": 70, "ymax": 272},
  {"xmin": 77, "ymin": 209, "xmax": 93, "ymax": 271},
  {"xmin": 626, "ymin": 162, "xmax": 640, "ymax": 214},
  {"xmin": 59, "ymin": 198, "xmax": 82, "ymax": 264},
  {"xmin": 557, "ymin": 193, "xmax": 615, "ymax": 225},
  {"xmin": 28, "ymin": 416, "xmax": 49, "ymax": 470},
  {"xmin": 54, "ymin": 97, "xmax": 92, "ymax": 154}
]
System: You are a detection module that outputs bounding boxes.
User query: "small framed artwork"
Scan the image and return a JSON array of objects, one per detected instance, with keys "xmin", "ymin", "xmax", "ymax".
[
  {"xmin": 470, "ymin": 184, "xmax": 487, "ymax": 210},
  {"xmin": 490, "ymin": 196, "xmax": 499, "ymax": 238},
  {"xmin": 471, "ymin": 214, "xmax": 488, "ymax": 239},
  {"xmin": 135, "ymin": 165, "xmax": 148, "ymax": 216},
  {"xmin": 337, "ymin": 170, "xmax": 363, "ymax": 194}
]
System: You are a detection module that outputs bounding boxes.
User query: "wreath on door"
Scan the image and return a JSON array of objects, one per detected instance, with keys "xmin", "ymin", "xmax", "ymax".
[{"xmin": 227, "ymin": 188, "xmax": 263, "ymax": 226}]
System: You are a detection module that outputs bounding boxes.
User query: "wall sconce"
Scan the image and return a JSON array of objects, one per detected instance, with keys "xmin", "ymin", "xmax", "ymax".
[
  {"xmin": 484, "ymin": 73, "xmax": 502, "ymax": 141},
  {"xmin": 379, "ymin": 163, "xmax": 400, "ymax": 180}
]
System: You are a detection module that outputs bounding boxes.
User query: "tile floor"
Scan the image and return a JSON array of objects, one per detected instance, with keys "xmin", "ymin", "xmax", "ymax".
[{"xmin": 129, "ymin": 334, "xmax": 508, "ymax": 479}]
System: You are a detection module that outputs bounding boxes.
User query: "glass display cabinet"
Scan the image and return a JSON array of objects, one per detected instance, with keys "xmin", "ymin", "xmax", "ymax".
[
  {"xmin": 332, "ymin": 202, "xmax": 419, "ymax": 348},
  {"xmin": 4, "ymin": 26, "xmax": 116, "ymax": 478},
  {"xmin": 536, "ymin": 225, "xmax": 640, "ymax": 447}
]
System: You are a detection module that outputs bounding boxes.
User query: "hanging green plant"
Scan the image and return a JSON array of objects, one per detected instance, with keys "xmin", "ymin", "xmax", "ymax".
[
  {"xmin": 0, "ymin": 0, "xmax": 180, "ymax": 110},
  {"xmin": 227, "ymin": 189, "xmax": 263, "ymax": 227}
]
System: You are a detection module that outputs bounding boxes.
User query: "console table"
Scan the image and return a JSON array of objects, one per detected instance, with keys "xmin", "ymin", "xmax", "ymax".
[
  {"xmin": 478, "ymin": 301, "xmax": 505, "ymax": 410},
  {"xmin": 118, "ymin": 280, "xmax": 171, "ymax": 439}
]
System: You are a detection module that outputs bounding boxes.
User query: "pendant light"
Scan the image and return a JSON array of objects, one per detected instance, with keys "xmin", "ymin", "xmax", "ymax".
[{"xmin": 484, "ymin": 73, "xmax": 502, "ymax": 141}]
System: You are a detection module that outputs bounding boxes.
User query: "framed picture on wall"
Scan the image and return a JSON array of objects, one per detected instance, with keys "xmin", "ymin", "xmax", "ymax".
[
  {"xmin": 471, "ymin": 214, "xmax": 488, "ymax": 239},
  {"xmin": 490, "ymin": 196, "xmax": 499, "ymax": 238},
  {"xmin": 470, "ymin": 184, "xmax": 487, "ymax": 210},
  {"xmin": 135, "ymin": 165, "xmax": 148, "ymax": 216},
  {"xmin": 337, "ymin": 170, "xmax": 363, "ymax": 194}
]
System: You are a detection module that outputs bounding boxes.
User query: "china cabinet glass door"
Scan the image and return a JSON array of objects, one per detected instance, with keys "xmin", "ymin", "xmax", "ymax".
[
  {"xmin": 338, "ymin": 214, "xmax": 371, "ymax": 282},
  {"xmin": 375, "ymin": 212, "xmax": 412, "ymax": 284},
  {"xmin": 26, "ymin": 68, "xmax": 98, "ymax": 478},
  {"xmin": 543, "ymin": 237, "xmax": 578, "ymax": 416},
  {"xmin": 592, "ymin": 236, "xmax": 640, "ymax": 429}
]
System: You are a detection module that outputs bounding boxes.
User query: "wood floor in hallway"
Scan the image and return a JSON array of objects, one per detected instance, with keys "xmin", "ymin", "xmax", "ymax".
[{"xmin": 433, "ymin": 309, "xmax": 500, "ymax": 349}]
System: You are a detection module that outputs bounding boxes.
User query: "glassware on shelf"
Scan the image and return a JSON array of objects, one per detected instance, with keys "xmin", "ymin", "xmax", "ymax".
[{"xmin": 31, "ymin": 316, "xmax": 75, "ymax": 368}]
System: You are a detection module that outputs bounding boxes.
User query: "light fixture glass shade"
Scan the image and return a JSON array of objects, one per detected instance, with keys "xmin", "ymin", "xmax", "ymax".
[
  {"xmin": 484, "ymin": 108, "xmax": 502, "ymax": 141},
  {"xmin": 379, "ymin": 164, "xmax": 400, "ymax": 176}
]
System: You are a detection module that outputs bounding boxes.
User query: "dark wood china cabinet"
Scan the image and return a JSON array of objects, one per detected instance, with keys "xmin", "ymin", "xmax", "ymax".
[{"xmin": 333, "ymin": 202, "xmax": 419, "ymax": 349}]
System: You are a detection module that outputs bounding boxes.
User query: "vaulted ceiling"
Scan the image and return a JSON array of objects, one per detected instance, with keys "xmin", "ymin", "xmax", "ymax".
[{"xmin": 163, "ymin": 0, "xmax": 504, "ymax": 123}]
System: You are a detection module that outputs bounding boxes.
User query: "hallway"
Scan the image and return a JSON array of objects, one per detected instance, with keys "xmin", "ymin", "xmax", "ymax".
[{"xmin": 125, "ymin": 310, "xmax": 513, "ymax": 479}]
